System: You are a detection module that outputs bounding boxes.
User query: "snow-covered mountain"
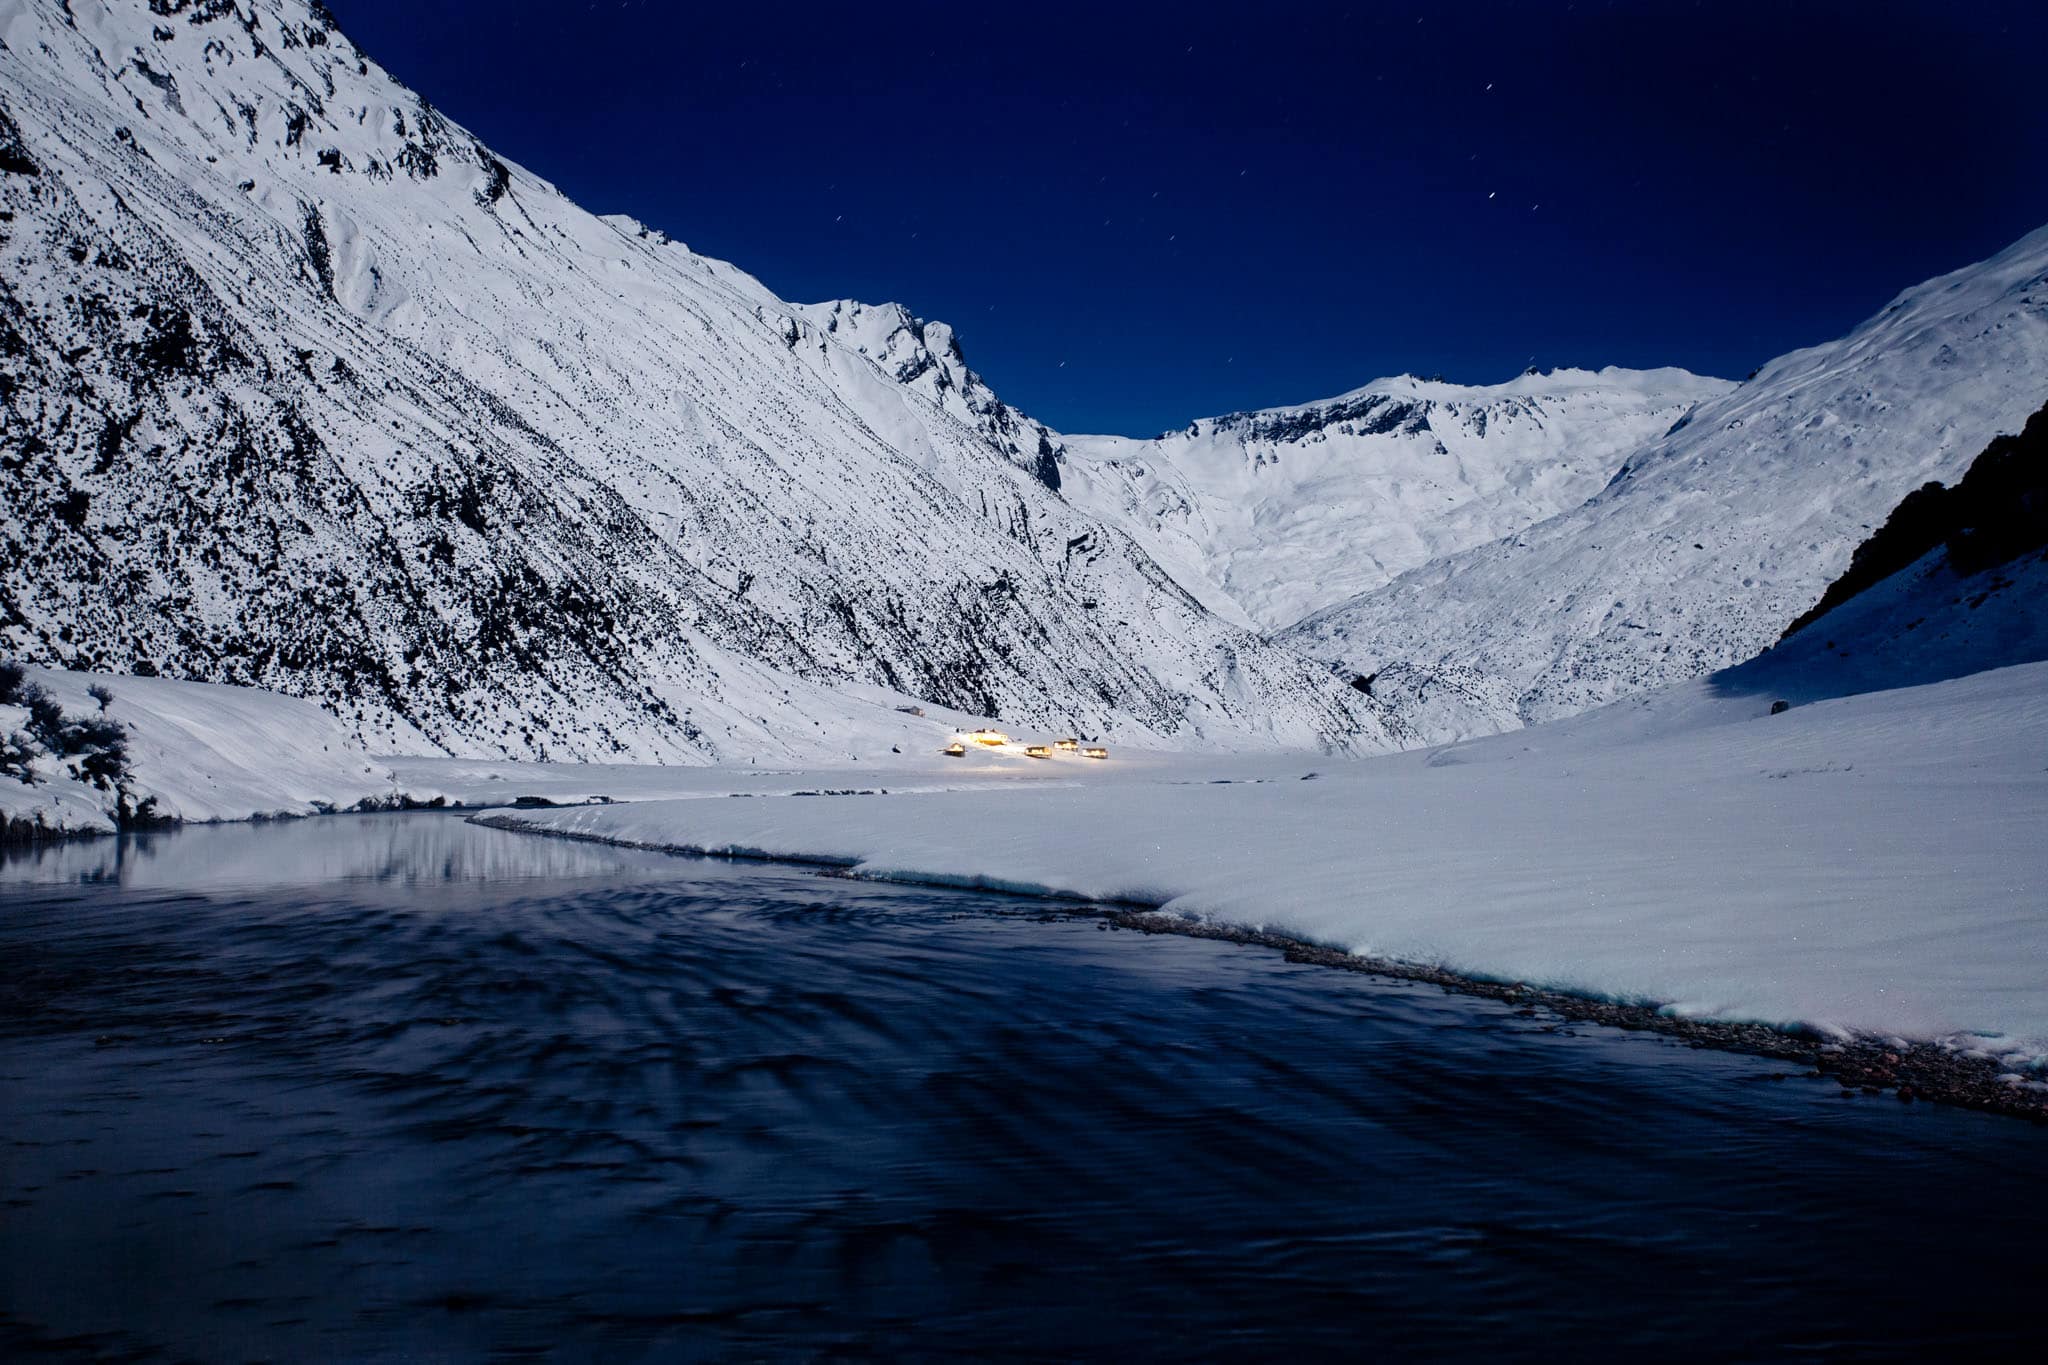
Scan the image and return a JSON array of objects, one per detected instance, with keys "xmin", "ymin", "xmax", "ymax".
[
  {"xmin": 1057, "ymin": 367, "xmax": 1732, "ymax": 631},
  {"xmin": 1287, "ymin": 225, "xmax": 2048, "ymax": 729},
  {"xmin": 0, "ymin": 0, "xmax": 1397, "ymax": 761}
]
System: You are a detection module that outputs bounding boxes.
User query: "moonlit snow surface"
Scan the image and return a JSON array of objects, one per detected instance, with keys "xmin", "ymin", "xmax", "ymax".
[
  {"xmin": 1059, "ymin": 367, "xmax": 1732, "ymax": 633},
  {"xmin": 3, "ymin": 815, "xmax": 2044, "ymax": 1359},
  {"xmin": 0, "ymin": 0, "xmax": 1392, "ymax": 762}
]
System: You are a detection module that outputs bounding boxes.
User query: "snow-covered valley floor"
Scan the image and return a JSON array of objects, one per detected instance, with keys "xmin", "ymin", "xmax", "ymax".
[{"xmin": 473, "ymin": 663, "xmax": 2048, "ymax": 1082}]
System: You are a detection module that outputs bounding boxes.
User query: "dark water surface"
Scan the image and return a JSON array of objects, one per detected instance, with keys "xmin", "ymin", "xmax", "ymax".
[{"xmin": 2, "ymin": 814, "xmax": 2042, "ymax": 1361}]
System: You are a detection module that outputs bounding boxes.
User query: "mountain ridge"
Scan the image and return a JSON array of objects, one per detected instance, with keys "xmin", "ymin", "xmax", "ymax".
[
  {"xmin": 1052, "ymin": 366, "xmax": 1732, "ymax": 631},
  {"xmin": 1286, "ymin": 222, "xmax": 2048, "ymax": 731},
  {"xmin": 7, "ymin": 0, "xmax": 2042, "ymax": 765},
  {"xmin": 0, "ymin": 0, "xmax": 1396, "ymax": 761}
]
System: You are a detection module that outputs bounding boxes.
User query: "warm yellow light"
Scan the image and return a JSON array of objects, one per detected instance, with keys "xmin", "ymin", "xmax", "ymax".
[{"xmin": 1082, "ymin": 747, "xmax": 1109, "ymax": 759}]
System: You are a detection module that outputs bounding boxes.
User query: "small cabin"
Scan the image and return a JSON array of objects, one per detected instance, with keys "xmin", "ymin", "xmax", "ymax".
[
  {"xmin": 943, "ymin": 741, "xmax": 966, "ymax": 757},
  {"xmin": 1081, "ymin": 746, "xmax": 1109, "ymax": 760},
  {"xmin": 1054, "ymin": 737, "xmax": 1079, "ymax": 752},
  {"xmin": 968, "ymin": 728, "xmax": 1009, "ymax": 746},
  {"xmin": 1024, "ymin": 744, "xmax": 1053, "ymax": 759}
]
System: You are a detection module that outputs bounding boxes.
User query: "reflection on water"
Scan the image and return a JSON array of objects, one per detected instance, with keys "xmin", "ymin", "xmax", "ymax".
[
  {"xmin": 2, "ymin": 814, "xmax": 2043, "ymax": 1360},
  {"xmin": 0, "ymin": 810, "xmax": 694, "ymax": 889}
]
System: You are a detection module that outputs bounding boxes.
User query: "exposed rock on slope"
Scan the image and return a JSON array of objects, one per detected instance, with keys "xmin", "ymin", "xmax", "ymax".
[
  {"xmin": 1287, "ymin": 226, "xmax": 2048, "ymax": 729},
  {"xmin": 788, "ymin": 299, "xmax": 1069, "ymax": 493},
  {"xmin": 1779, "ymin": 397, "xmax": 2048, "ymax": 642},
  {"xmin": 0, "ymin": 0, "xmax": 1393, "ymax": 761},
  {"xmin": 1722, "ymin": 399, "xmax": 2048, "ymax": 707}
]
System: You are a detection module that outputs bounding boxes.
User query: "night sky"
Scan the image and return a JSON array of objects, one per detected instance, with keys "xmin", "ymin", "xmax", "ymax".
[{"xmin": 331, "ymin": 1, "xmax": 2048, "ymax": 436}]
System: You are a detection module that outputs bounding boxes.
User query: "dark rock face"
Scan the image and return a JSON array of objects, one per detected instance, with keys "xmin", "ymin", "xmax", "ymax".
[
  {"xmin": 1782, "ymin": 398, "xmax": 2048, "ymax": 639},
  {"xmin": 0, "ymin": 103, "xmax": 41, "ymax": 177},
  {"xmin": 1031, "ymin": 433, "xmax": 1062, "ymax": 493},
  {"xmin": 1210, "ymin": 392, "xmax": 1440, "ymax": 445}
]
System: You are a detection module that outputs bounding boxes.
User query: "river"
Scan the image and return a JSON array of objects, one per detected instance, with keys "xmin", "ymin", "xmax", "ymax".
[{"xmin": 2, "ymin": 814, "xmax": 2041, "ymax": 1359}]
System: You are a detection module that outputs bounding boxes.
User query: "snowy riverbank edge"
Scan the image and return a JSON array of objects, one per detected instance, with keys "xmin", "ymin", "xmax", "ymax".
[
  {"xmin": 473, "ymin": 810, "xmax": 2048, "ymax": 1125},
  {"xmin": 471, "ymin": 662, "xmax": 2048, "ymax": 1121}
]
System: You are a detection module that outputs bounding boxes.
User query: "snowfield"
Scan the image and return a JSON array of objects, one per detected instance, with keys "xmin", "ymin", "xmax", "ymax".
[
  {"xmin": 1, "ymin": 661, "xmax": 1310, "ymax": 840},
  {"xmin": 482, "ymin": 660, "xmax": 2048, "ymax": 1062}
]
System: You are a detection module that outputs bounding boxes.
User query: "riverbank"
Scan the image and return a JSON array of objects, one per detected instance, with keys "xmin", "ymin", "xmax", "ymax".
[
  {"xmin": 0, "ymin": 667, "xmax": 394, "ymax": 840},
  {"xmin": 471, "ymin": 809, "xmax": 2048, "ymax": 1124},
  {"xmin": 1101, "ymin": 911, "xmax": 2048, "ymax": 1124},
  {"xmin": 473, "ymin": 661, "xmax": 2048, "ymax": 1121},
  {"xmin": 0, "ymin": 663, "xmax": 1168, "ymax": 844},
  {"xmin": 14, "ymin": 655, "xmax": 2045, "ymax": 1123}
]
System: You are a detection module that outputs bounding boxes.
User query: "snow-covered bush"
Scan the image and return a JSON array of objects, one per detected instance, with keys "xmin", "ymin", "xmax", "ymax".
[
  {"xmin": 22, "ymin": 687, "xmax": 66, "ymax": 753},
  {"xmin": 0, "ymin": 715, "xmax": 36, "ymax": 785},
  {"xmin": 0, "ymin": 661, "xmax": 132, "ymax": 795},
  {"xmin": 68, "ymin": 714, "xmax": 130, "ymax": 788},
  {"xmin": 0, "ymin": 664, "xmax": 37, "ymax": 783}
]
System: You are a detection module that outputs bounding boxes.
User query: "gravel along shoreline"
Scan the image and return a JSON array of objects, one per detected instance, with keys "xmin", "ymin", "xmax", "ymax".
[{"xmin": 1103, "ymin": 910, "xmax": 2048, "ymax": 1125}]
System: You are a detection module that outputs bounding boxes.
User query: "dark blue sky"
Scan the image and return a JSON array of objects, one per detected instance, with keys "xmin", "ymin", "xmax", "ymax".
[{"xmin": 333, "ymin": 1, "xmax": 2048, "ymax": 436}]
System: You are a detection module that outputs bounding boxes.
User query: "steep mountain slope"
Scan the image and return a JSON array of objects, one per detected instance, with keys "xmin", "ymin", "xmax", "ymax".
[
  {"xmin": 1288, "ymin": 225, "xmax": 2048, "ymax": 728},
  {"xmin": 1055, "ymin": 368, "xmax": 1731, "ymax": 631},
  {"xmin": 1437, "ymin": 413, "xmax": 2048, "ymax": 782},
  {"xmin": 0, "ymin": 0, "xmax": 1394, "ymax": 761},
  {"xmin": 1776, "ymin": 396, "xmax": 2048, "ymax": 648},
  {"xmin": 1723, "ymin": 397, "xmax": 2048, "ymax": 708}
]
